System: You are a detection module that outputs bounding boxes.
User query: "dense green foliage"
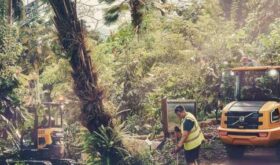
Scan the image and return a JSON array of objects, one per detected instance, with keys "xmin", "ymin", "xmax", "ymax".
[
  {"xmin": 0, "ymin": 0, "xmax": 279, "ymax": 164},
  {"xmin": 0, "ymin": 6, "xmax": 23, "ymax": 152},
  {"xmin": 85, "ymin": 0, "xmax": 280, "ymax": 162},
  {"xmin": 75, "ymin": 0, "xmax": 280, "ymax": 162},
  {"xmin": 84, "ymin": 126, "xmax": 129, "ymax": 164},
  {"xmin": 94, "ymin": 0, "xmax": 280, "ymax": 119}
]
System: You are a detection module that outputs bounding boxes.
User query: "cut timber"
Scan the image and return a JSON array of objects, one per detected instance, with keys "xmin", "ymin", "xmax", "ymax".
[
  {"xmin": 200, "ymin": 119, "xmax": 218, "ymax": 128},
  {"xmin": 123, "ymin": 136, "xmax": 161, "ymax": 153}
]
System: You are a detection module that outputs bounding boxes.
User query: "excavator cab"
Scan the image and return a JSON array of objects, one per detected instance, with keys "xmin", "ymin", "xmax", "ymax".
[
  {"xmin": 37, "ymin": 102, "xmax": 64, "ymax": 151},
  {"xmin": 19, "ymin": 102, "xmax": 67, "ymax": 162}
]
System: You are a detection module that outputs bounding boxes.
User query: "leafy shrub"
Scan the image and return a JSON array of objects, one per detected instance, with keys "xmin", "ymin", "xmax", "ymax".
[{"xmin": 83, "ymin": 126, "xmax": 129, "ymax": 165}]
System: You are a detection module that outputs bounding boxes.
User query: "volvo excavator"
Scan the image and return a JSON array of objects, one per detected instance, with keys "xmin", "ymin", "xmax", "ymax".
[
  {"xmin": 218, "ymin": 66, "xmax": 280, "ymax": 159},
  {"xmin": 3, "ymin": 102, "xmax": 77, "ymax": 165}
]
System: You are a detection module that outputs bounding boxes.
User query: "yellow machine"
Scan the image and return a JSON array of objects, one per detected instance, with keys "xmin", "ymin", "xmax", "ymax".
[
  {"xmin": 218, "ymin": 66, "xmax": 280, "ymax": 159},
  {"xmin": 37, "ymin": 127, "xmax": 63, "ymax": 149},
  {"xmin": 11, "ymin": 102, "xmax": 76, "ymax": 165}
]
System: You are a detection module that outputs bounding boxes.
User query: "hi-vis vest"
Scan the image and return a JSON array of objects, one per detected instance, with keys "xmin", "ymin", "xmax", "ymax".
[{"xmin": 181, "ymin": 112, "xmax": 205, "ymax": 150}]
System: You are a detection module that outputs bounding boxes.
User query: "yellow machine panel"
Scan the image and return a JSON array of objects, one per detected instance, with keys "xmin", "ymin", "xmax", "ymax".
[
  {"xmin": 37, "ymin": 128, "xmax": 63, "ymax": 149},
  {"xmin": 219, "ymin": 101, "xmax": 280, "ymax": 146}
]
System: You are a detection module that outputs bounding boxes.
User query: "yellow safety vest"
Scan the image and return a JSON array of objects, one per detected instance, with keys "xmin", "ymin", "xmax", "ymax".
[{"xmin": 181, "ymin": 112, "xmax": 205, "ymax": 150}]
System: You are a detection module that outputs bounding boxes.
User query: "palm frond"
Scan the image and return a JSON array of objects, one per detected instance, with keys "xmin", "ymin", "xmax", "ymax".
[
  {"xmin": 104, "ymin": 3, "xmax": 129, "ymax": 25},
  {"xmin": 104, "ymin": 12, "xmax": 119, "ymax": 25},
  {"xmin": 99, "ymin": 0, "xmax": 116, "ymax": 5}
]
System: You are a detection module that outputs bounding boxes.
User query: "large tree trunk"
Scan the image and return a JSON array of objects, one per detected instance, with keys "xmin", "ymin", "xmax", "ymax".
[
  {"xmin": 48, "ymin": 2, "xmax": 132, "ymax": 164},
  {"xmin": 7, "ymin": 0, "xmax": 12, "ymax": 24},
  {"xmin": 219, "ymin": 0, "xmax": 232, "ymax": 20},
  {"xmin": 129, "ymin": 0, "xmax": 143, "ymax": 33},
  {"xmin": 48, "ymin": 0, "xmax": 112, "ymax": 133}
]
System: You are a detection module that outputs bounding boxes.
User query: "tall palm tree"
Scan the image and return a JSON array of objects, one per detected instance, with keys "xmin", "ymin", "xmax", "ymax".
[
  {"xmin": 48, "ymin": 0, "xmax": 112, "ymax": 133},
  {"xmin": 48, "ymin": 1, "xmax": 128, "ymax": 163}
]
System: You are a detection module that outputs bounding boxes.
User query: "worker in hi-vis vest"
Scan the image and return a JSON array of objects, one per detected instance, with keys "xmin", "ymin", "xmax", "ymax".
[{"xmin": 171, "ymin": 105, "xmax": 205, "ymax": 165}]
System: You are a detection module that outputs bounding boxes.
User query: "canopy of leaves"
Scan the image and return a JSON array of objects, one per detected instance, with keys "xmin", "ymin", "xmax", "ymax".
[
  {"xmin": 92, "ymin": 0, "xmax": 280, "ymax": 129},
  {"xmin": 0, "ymin": 15, "xmax": 24, "ymax": 152},
  {"xmin": 0, "ymin": 0, "xmax": 280, "ymax": 163}
]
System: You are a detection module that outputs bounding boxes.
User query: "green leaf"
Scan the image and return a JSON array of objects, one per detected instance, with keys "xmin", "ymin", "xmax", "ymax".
[
  {"xmin": 99, "ymin": 0, "xmax": 116, "ymax": 5},
  {"xmin": 104, "ymin": 12, "xmax": 119, "ymax": 25}
]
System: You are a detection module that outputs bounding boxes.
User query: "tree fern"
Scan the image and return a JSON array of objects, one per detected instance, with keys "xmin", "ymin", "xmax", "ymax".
[{"xmin": 101, "ymin": 0, "xmax": 144, "ymax": 32}]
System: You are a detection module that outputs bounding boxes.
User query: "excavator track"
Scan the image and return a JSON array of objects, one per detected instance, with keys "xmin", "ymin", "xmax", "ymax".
[
  {"xmin": 6, "ymin": 159, "xmax": 52, "ymax": 165},
  {"xmin": 6, "ymin": 159, "xmax": 77, "ymax": 165},
  {"xmin": 50, "ymin": 159, "xmax": 77, "ymax": 165}
]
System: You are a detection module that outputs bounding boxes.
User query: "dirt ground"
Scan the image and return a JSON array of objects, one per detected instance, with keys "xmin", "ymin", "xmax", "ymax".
[
  {"xmin": 199, "ymin": 124, "xmax": 228, "ymax": 164},
  {"xmin": 200, "ymin": 147, "xmax": 280, "ymax": 165},
  {"xmin": 199, "ymin": 125, "xmax": 280, "ymax": 165},
  {"xmin": 199, "ymin": 139, "xmax": 227, "ymax": 164},
  {"xmin": 123, "ymin": 123, "xmax": 280, "ymax": 165}
]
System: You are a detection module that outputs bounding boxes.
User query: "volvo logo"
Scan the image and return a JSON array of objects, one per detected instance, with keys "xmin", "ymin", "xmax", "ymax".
[
  {"xmin": 239, "ymin": 116, "xmax": 245, "ymax": 122},
  {"xmin": 232, "ymin": 113, "xmax": 254, "ymax": 126}
]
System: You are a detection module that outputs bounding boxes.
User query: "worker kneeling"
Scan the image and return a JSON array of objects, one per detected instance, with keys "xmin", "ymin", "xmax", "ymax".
[{"xmin": 172, "ymin": 105, "xmax": 205, "ymax": 165}]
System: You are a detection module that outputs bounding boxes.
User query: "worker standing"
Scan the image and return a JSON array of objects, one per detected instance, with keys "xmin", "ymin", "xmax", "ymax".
[{"xmin": 172, "ymin": 105, "xmax": 205, "ymax": 165}]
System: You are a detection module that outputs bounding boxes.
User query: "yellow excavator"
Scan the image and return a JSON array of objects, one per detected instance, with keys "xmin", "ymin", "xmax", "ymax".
[
  {"xmin": 6, "ymin": 102, "xmax": 76, "ymax": 165},
  {"xmin": 219, "ymin": 66, "xmax": 280, "ymax": 159}
]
